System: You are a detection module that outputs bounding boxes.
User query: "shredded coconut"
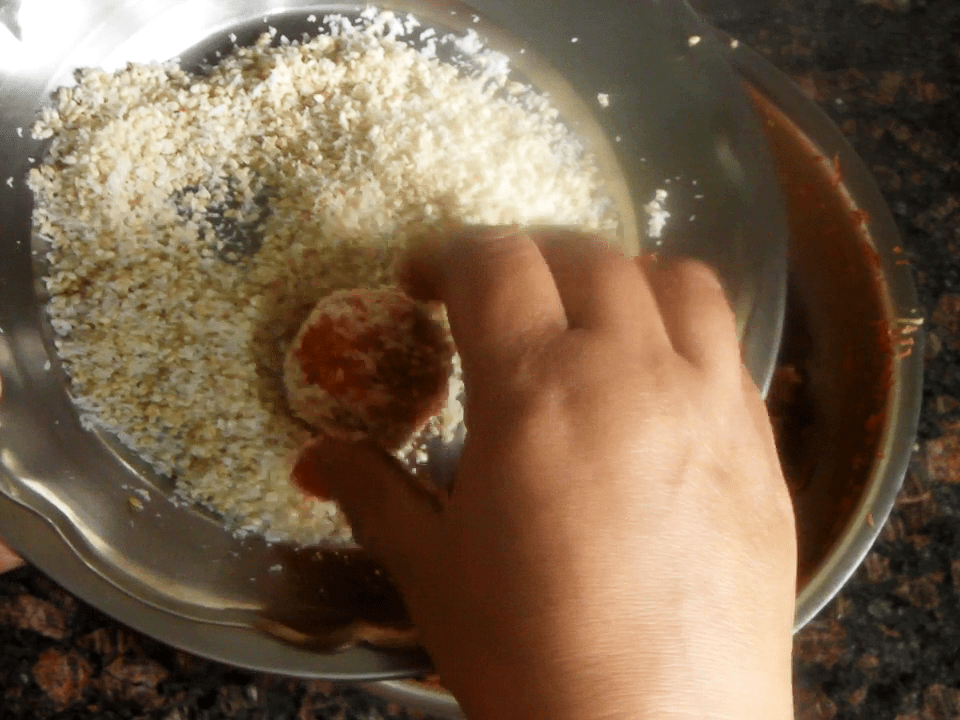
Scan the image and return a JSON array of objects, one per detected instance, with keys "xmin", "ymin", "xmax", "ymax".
[
  {"xmin": 643, "ymin": 189, "xmax": 670, "ymax": 239},
  {"xmin": 30, "ymin": 10, "xmax": 618, "ymax": 545}
]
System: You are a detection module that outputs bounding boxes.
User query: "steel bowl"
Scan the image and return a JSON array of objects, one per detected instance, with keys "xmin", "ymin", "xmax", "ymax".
[{"xmin": 0, "ymin": 0, "xmax": 787, "ymax": 679}]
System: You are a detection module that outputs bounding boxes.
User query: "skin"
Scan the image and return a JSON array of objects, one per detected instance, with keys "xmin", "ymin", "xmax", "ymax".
[
  {"xmin": 3, "ymin": 226, "xmax": 796, "ymax": 719},
  {"xmin": 301, "ymin": 227, "xmax": 797, "ymax": 720}
]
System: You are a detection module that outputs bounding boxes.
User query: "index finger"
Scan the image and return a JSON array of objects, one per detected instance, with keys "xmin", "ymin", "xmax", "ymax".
[{"xmin": 401, "ymin": 227, "xmax": 567, "ymax": 372}]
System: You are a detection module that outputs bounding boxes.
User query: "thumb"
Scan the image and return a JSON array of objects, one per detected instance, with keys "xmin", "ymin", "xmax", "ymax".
[{"xmin": 293, "ymin": 437, "xmax": 443, "ymax": 580}]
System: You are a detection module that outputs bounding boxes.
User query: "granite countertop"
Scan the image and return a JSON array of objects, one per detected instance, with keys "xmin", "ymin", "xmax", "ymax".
[{"xmin": 3, "ymin": 0, "xmax": 959, "ymax": 718}]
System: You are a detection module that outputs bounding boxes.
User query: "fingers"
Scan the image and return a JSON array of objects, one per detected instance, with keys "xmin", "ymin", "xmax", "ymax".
[
  {"xmin": 402, "ymin": 226, "xmax": 738, "ymax": 376},
  {"xmin": 0, "ymin": 540, "xmax": 23, "ymax": 573},
  {"xmin": 527, "ymin": 229, "xmax": 669, "ymax": 343},
  {"xmin": 645, "ymin": 259, "xmax": 741, "ymax": 376},
  {"xmin": 402, "ymin": 227, "xmax": 567, "ymax": 372},
  {"xmin": 293, "ymin": 437, "xmax": 442, "ymax": 584}
]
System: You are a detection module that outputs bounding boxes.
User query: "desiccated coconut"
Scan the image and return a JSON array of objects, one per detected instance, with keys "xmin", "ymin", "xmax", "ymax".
[{"xmin": 29, "ymin": 9, "xmax": 618, "ymax": 544}]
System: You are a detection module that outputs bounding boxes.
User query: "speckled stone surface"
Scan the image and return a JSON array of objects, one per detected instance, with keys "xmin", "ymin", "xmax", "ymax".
[
  {"xmin": 0, "ymin": 568, "xmax": 432, "ymax": 720},
  {"xmin": 2, "ymin": 1, "xmax": 959, "ymax": 718}
]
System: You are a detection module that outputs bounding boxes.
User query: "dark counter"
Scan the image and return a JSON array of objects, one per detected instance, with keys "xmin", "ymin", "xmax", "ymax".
[{"xmin": 3, "ymin": 1, "xmax": 959, "ymax": 718}]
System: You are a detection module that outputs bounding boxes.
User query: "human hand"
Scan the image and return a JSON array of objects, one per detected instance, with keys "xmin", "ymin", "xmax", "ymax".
[
  {"xmin": 0, "ymin": 539, "xmax": 23, "ymax": 573},
  {"xmin": 300, "ymin": 228, "xmax": 797, "ymax": 720}
]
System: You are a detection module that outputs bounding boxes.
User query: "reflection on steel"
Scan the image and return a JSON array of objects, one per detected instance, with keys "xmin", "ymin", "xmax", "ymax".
[{"xmin": 0, "ymin": 0, "xmax": 21, "ymax": 40}]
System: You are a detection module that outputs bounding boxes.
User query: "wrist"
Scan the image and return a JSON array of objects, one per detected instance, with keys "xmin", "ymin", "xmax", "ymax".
[{"xmin": 442, "ymin": 623, "xmax": 794, "ymax": 720}]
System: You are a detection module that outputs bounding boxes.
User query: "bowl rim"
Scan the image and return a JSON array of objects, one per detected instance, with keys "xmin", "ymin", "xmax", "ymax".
[{"xmin": 725, "ymin": 36, "xmax": 923, "ymax": 631}]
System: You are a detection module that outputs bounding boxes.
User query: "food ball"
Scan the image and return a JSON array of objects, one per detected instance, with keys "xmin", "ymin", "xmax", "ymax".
[{"xmin": 284, "ymin": 288, "xmax": 454, "ymax": 451}]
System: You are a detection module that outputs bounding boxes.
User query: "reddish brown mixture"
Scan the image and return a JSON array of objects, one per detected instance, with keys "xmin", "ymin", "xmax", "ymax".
[{"xmin": 285, "ymin": 289, "xmax": 454, "ymax": 452}]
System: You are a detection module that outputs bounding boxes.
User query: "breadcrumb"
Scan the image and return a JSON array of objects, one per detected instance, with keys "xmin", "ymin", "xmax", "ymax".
[
  {"xmin": 644, "ymin": 189, "xmax": 670, "ymax": 238},
  {"xmin": 30, "ymin": 10, "xmax": 617, "ymax": 544}
]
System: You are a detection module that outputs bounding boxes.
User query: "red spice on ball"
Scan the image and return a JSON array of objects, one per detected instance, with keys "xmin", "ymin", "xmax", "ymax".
[{"xmin": 284, "ymin": 288, "xmax": 454, "ymax": 452}]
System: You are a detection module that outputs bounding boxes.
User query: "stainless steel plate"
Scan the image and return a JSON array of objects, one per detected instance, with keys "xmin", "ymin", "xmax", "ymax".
[{"xmin": 0, "ymin": 0, "xmax": 787, "ymax": 678}]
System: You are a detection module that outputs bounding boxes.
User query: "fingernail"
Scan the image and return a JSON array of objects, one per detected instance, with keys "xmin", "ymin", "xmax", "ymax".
[
  {"xmin": 401, "ymin": 225, "xmax": 521, "ymax": 299},
  {"xmin": 687, "ymin": 260, "xmax": 724, "ymax": 291},
  {"xmin": 636, "ymin": 251, "xmax": 659, "ymax": 272},
  {"xmin": 458, "ymin": 224, "xmax": 521, "ymax": 242}
]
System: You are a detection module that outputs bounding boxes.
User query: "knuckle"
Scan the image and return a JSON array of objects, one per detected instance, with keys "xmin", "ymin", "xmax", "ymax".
[
  {"xmin": 586, "ymin": 249, "xmax": 636, "ymax": 286},
  {"xmin": 460, "ymin": 228, "xmax": 534, "ymax": 268}
]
